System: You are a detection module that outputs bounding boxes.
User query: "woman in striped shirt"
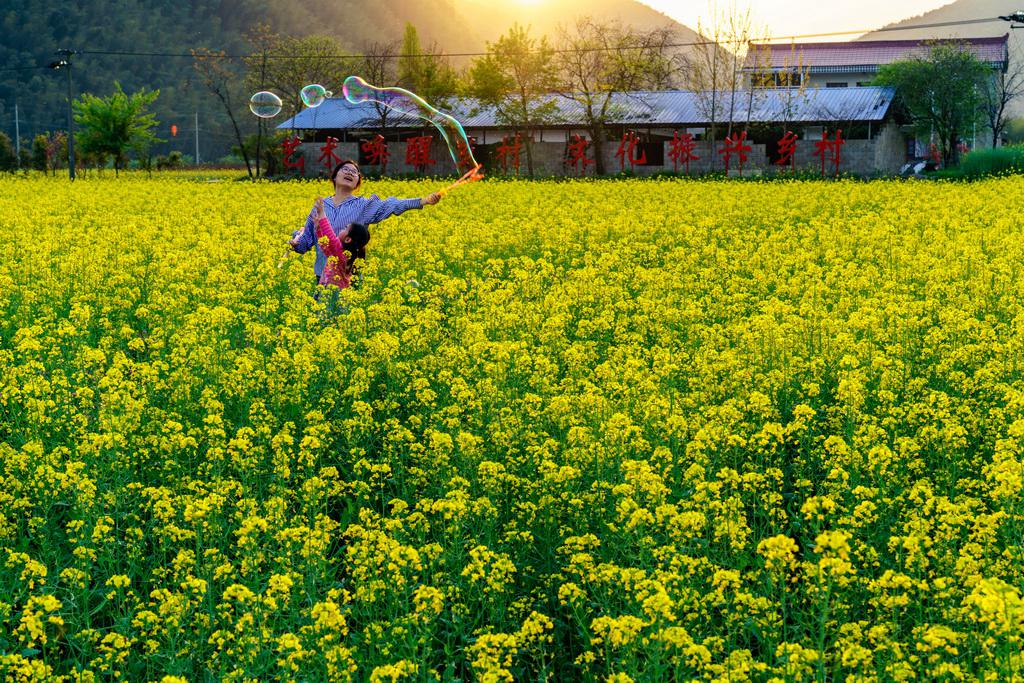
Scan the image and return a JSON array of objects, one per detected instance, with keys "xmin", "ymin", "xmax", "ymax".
[{"xmin": 289, "ymin": 159, "xmax": 441, "ymax": 285}]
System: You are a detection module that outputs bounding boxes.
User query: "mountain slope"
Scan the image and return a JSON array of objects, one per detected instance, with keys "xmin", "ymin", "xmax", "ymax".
[
  {"xmin": 860, "ymin": 0, "xmax": 1018, "ymax": 39},
  {"xmin": 0, "ymin": 0, "xmax": 697, "ymax": 159}
]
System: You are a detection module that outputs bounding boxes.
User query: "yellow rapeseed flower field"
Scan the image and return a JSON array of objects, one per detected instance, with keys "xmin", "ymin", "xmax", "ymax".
[{"xmin": 1, "ymin": 173, "xmax": 1023, "ymax": 681}]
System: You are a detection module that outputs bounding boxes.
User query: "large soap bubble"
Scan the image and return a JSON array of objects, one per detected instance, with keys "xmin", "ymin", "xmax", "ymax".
[{"xmin": 343, "ymin": 76, "xmax": 480, "ymax": 177}]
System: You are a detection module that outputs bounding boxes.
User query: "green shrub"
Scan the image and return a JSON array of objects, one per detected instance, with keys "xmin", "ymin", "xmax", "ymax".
[
  {"xmin": 0, "ymin": 132, "xmax": 15, "ymax": 171},
  {"xmin": 155, "ymin": 150, "xmax": 185, "ymax": 170},
  {"xmin": 958, "ymin": 145, "xmax": 1024, "ymax": 179}
]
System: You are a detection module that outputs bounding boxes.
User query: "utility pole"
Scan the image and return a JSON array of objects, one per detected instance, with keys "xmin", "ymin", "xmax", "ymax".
[
  {"xmin": 14, "ymin": 102, "xmax": 20, "ymax": 170},
  {"xmin": 194, "ymin": 111, "xmax": 200, "ymax": 165},
  {"xmin": 49, "ymin": 49, "xmax": 77, "ymax": 180}
]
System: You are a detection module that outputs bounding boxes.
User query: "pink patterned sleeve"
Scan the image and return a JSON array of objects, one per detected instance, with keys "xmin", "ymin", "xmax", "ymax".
[{"xmin": 315, "ymin": 216, "xmax": 344, "ymax": 259}]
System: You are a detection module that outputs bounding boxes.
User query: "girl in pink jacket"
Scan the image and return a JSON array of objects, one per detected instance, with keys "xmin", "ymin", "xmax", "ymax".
[{"xmin": 312, "ymin": 197, "xmax": 369, "ymax": 291}]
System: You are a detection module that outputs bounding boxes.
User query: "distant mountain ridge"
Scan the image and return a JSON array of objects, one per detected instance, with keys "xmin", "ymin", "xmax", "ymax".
[{"xmin": 263, "ymin": 0, "xmax": 700, "ymax": 60}]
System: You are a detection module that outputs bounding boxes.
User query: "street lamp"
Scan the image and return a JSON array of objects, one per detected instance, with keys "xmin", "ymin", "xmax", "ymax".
[
  {"xmin": 998, "ymin": 11, "xmax": 1024, "ymax": 26},
  {"xmin": 48, "ymin": 49, "xmax": 76, "ymax": 181}
]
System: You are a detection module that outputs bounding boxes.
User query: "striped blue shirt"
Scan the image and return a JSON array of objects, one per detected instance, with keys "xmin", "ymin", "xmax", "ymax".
[{"xmin": 291, "ymin": 194, "xmax": 423, "ymax": 277}]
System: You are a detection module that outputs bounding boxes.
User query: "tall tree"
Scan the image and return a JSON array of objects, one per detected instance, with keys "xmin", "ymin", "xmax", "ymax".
[
  {"xmin": 192, "ymin": 49, "xmax": 255, "ymax": 180},
  {"xmin": 755, "ymin": 42, "xmax": 811, "ymax": 131},
  {"xmin": 555, "ymin": 17, "xmax": 677, "ymax": 174},
  {"xmin": 397, "ymin": 23, "xmax": 458, "ymax": 103},
  {"xmin": 468, "ymin": 24, "xmax": 559, "ymax": 176},
  {"xmin": 243, "ymin": 27, "xmax": 352, "ymax": 177},
  {"xmin": 875, "ymin": 43, "xmax": 989, "ymax": 167},
  {"xmin": 357, "ymin": 40, "xmax": 401, "ymax": 132},
  {"xmin": 685, "ymin": 14, "xmax": 728, "ymax": 165},
  {"xmin": 244, "ymin": 26, "xmax": 352, "ymax": 122},
  {"xmin": 980, "ymin": 60, "xmax": 1024, "ymax": 148},
  {"xmin": 73, "ymin": 82, "xmax": 160, "ymax": 177},
  {"xmin": 722, "ymin": 5, "xmax": 755, "ymax": 139},
  {"xmin": 684, "ymin": 2, "xmax": 761, "ymax": 166}
]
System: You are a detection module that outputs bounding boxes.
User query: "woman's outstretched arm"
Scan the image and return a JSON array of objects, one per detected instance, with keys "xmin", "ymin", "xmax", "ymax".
[{"xmin": 361, "ymin": 193, "xmax": 440, "ymax": 225}]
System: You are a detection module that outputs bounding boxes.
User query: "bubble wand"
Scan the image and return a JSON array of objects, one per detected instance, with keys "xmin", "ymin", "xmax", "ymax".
[{"xmin": 439, "ymin": 163, "xmax": 484, "ymax": 197}]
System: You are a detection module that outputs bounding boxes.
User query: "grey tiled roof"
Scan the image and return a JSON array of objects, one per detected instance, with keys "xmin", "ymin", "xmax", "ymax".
[{"xmin": 277, "ymin": 86, "xmax": 897, "ymax": 131}]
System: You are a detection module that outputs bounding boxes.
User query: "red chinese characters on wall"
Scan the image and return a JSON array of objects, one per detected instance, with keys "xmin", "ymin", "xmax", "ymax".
[
  {"xmin": 406, "ymin": 135, "xmax": 436, "ymax": 171},
  {"xmin": 615, "ymin": 132, "xmax": 647, "ymax": 171},
  {"xmin": 776, "ymin": 131, "xmax": 798, "ymax": 170},
  {"xmin": 815, "ymin": 129, "xmax": 845, "ymax": 177},
  {"xmin": 318, "ymin": 136, "xmax": 342, "ymax": 172},
  {"xmin": 566, "ymin": 135, "xmax": 593, "ymax": 176},
  {"xmin": 361, "ymin": 134, "xmax": 389, "ymax": 173},
  {"xmin": 668, "ymin": 131, "xmax": 700, "ymax": 174},
  {"xmin": 281, "ymin": 136, "xmax": 304, "ymax": 174},
  {"xmin": 718, "ymin": 131, "xmax": 751, "ymax": 175},
  {"xmin": 455, "ymin": 136, "xmax": 478, "ymax": 174},
  {"xmin": 497, "ymin": 134, "xmax": 522, "ymax": 175}
]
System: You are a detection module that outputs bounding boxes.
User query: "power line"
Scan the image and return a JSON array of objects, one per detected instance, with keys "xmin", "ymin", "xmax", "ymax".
[
  {"xmin": 0, "ymin": 65, "xmax": 49, "ymax": 74},
  {"xmin": 71, "ymin": 16, "xmax": 1009, "ymax": 61}
]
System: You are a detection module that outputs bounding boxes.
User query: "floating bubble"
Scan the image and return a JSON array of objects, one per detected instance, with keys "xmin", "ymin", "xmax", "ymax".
[
  {"xmin": 249, "ymin": 91, "xmax": 282, "ymax": 118},
  {"xmin": 300, "ymin": 84, "xmax": 329, "ymax": 108},
  {"xmin": 343, "ymin": 75, "xmax": 480, "ymax": 177}
]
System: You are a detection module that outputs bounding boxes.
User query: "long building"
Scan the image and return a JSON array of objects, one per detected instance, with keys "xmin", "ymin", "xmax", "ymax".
[
  {"xmin": 743, "ymin": 35, "xmax": 1010, "ymax": 90},
  {"xmin": 276, "ymin": 86, "xmax": 909, "ymax": 177}
]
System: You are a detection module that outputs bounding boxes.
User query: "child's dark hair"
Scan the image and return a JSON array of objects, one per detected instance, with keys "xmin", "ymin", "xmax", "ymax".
[
  {"xmin": 344, "ymin": 222, "xmax": 370, "ymax": 274},
  {"xmin": 331, "ymin": 159, "xmax": 362, "ymax": 189}
]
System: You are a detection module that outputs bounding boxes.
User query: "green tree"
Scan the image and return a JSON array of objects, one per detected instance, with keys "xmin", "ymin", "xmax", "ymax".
[
  {"xmin": 397, "ymin": 22, "xmax": 458, "ymax": 103},
  {"xmin": 875, "ymin": 43, "xmax": 990, "ymax": 167},
  {"xmin": 31, "ymin": 134, "xmax": 48, "ymax": 172},
  {"xmin": 73, "ymin": 82, "xmax": 161, "ymax": 176},
  {"xmin": 468, "ymin": 24, "xmax": 559, "ymax": 176}
]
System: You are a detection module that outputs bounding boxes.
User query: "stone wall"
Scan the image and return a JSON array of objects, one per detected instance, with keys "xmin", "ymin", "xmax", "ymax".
[{"xmin": 285, "ymin": 122, "xmax": 908, "ymax": 179}]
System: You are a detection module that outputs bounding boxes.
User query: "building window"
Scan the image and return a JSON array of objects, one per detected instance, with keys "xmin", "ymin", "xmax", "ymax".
[
  {"xmin": 826, "ymin": 82, "xmax": 848, "ymax": 88},
  {"xmin": 856, "ymin": 81, "xmax": 874, "ymax": 87},
  {"xmin": 753, "ymin": 71, "xmax": 803, "ymax": 88}
]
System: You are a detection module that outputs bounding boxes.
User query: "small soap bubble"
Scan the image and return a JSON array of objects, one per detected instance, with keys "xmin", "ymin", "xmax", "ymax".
[{"xmin": 249, "ymin": 91, "xmax": 282, "ymax": 118}]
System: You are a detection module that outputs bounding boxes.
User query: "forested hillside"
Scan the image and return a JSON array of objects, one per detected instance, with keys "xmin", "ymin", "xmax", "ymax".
[{"xmin": 0, "ymin": 0, "xmax": 691, "ymax": 160}]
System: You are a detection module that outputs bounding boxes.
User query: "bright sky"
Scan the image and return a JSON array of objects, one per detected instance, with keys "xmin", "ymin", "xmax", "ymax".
[{"xmin": 637, "ymin": 0, "xmax": 955, "ymax": 41}]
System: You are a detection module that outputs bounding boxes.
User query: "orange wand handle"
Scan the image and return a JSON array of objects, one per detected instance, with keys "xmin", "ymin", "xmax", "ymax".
[{"xmin": 438, "ymin": 164, "xmax": 483, "ymax": 197}]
